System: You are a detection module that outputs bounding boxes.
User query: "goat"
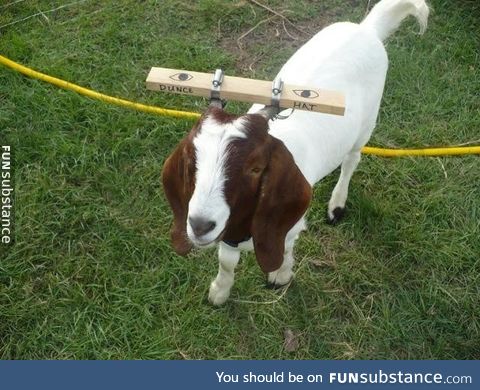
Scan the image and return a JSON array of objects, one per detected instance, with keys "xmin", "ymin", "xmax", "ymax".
[{"xmin": 162, "ymin": 0, "xmax": 429, "ymax": 305}]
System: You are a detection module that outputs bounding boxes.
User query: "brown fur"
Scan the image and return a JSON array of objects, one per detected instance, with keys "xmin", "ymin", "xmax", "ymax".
[
  {"xmin": 161, "ymin": 130, "xmax": 197, "ymax": 255},
  {"xmin": 162, "ymin": 108, "xmax": 312, "ymax": 272}
]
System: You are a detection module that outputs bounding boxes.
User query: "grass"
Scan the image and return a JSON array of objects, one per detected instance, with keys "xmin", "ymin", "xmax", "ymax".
[{"xmin": 0, "ymin": 0, "xmax": 479, "ymax": 359}]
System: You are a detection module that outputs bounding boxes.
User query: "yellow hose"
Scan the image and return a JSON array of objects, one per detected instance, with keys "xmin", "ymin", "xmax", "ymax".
[
  {"xmin": 1, "ymin": 54, "xmax": 479, "ymax": 157},
  {"xmin": 362, "ymin": 145, "xmax": 480, "ymax": 157},
  {"xmin": 0, "ymin": 54, "xmax": 201, "ymax": 120}
]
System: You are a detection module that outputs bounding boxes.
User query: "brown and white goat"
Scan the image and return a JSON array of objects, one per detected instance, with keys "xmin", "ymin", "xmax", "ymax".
[{"xmin": 162, "ymin": 0, "xmax": 429, "ymax": 305}]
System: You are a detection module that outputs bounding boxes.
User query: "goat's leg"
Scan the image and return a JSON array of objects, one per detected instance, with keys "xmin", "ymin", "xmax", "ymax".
[
  {"xmin": 267, "ymin": 246, "xmax": 295, "ymax": 288},
  {"xmin": 327, "ymin": 150, "xmax": 361, "ymax": 224},
  {"xmin": 208, "ymin": 243, "xmax": 240, "ymax": 305},
  {"xmin": 267, "ymin": 217, "xmax": 306, "ymax": 288}
]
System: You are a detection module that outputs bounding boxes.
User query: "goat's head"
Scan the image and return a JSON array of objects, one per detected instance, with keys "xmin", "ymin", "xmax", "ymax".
[{"xmin": 162, "ymin": 104, "xmax": 312, "ymax": 272}]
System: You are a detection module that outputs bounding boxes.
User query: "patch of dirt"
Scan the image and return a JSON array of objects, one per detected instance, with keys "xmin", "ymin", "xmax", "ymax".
[
  {"xmin": 218, "ymin": 16, "xmax": 330, "ymax": 74},
  {"xmin": 217, "ymin": 2, "xmax": 366, "ymax": 74}
]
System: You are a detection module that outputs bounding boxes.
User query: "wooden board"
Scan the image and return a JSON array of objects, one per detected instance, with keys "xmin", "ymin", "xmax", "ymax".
[{"xmin": 146, "ymin": 67, "xmax": 345, "ymax": 116}]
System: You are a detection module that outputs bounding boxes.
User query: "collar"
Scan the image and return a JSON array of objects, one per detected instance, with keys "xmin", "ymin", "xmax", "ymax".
[{"xmin": 222, "ymin": 236, "xmax": 252, "ymax": 248}]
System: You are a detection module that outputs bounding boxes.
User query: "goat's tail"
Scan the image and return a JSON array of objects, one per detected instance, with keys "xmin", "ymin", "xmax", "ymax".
[{"xmin": 361, "ymin": 0, "xmax": 429, "ymax": 41}]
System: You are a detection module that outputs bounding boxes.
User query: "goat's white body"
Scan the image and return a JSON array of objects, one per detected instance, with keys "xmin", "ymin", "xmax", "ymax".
[
  {"xmin": 209, "ymin": 0, "xmax": 429, "ymax": 305},
  {"xmin": 250, "ymin": 0, "xmax": 428, "ymax": 185},
  {"xmin": 264, "ymin": 22, "xmax": 388, "ymax": 185}
]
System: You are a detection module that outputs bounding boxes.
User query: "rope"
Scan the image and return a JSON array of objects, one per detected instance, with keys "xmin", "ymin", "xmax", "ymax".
[{"xmin": 1, "ymin": 54, "xmax": 479, "ymax": 157}]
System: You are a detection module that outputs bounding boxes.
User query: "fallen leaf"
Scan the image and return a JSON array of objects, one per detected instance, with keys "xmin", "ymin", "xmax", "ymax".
[
  {"xmin": 309, "ymin": 257, "xmax": 336, "ymax": 268},
  {"xmin": 283, "ymin": 329, "xmax": 300, "ymax": 352}
]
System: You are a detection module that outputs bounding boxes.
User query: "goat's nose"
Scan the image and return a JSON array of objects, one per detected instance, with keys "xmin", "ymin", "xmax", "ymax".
[{"xmin": 188, "ymin": 217, "xmax": 216, "ymax": 237}]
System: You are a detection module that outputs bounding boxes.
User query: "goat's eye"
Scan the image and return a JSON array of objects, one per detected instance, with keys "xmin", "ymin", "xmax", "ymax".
[{"xmin": 251, "ymin": 167, "xmax": 262, "ymax": 175}]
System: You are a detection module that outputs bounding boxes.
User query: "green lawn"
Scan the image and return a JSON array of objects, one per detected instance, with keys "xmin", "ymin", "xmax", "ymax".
[{"xmin": 0, "ymin": 0, "xmax": 479, "ymax": 359}]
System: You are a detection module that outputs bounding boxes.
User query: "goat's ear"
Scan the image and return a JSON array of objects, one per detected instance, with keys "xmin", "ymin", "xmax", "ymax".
[
  {"xmin": 209, "ymin": 98, "xmax": 227, "ymax": 109},
  {"xmin": 251, "ymin": 137, "xmax": 312, "ymax": 273},
  {"xmin": 162, "ymin": 138, "xmax": 195, "ymax": 256},
  {"xmin": 257, "ymin": 105, "xmax": 280, "ymax": 121}
]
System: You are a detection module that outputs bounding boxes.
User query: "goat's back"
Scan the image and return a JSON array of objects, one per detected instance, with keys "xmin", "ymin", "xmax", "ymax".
[{"xmin": 261, "ymin": 22, "xmax": 389, "ymax": 185}]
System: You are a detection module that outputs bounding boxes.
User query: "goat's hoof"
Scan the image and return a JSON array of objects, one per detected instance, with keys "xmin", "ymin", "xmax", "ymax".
[
  {"xmin": 266, "ymin": 280, "xmax": 292, "ymax": 290},
  {"xmin": 266, "ymin": 270, "xmax": 293, "ymax": 289},
  {"xmin": 208, "ymin": 282, "xmax": 230, "ymax": 306},
  {"xmin": 326, "ymin": 206, "xmax": 346, "ymax": 225}
]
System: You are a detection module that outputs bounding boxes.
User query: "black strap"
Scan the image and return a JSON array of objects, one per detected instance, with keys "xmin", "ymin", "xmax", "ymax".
[{"xmin": 222, "ymin": 236, "xmax": 252, "ymax": 248}]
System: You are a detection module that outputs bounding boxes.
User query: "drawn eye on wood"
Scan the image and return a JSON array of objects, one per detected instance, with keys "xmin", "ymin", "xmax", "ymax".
[
  {"xmin": 146, "ymin": 67, "xmax": 346, "ymax": 115},
  {"xmin": 293, "ymin": 89, "xmax": 319, "ymax": 99},
  {"xmin": 169, "ymin": 73, "xmax": 193, "ymax": 82}
]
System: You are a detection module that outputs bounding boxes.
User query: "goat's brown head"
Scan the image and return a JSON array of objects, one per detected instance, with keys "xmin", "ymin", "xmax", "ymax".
[{"xmin": 162, "ymin": 104, "xmax": 312, "ymax": 273}]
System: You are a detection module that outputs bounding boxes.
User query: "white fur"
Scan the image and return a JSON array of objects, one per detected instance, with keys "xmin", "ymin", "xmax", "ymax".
[
  {"xmin": 208, "ymin": 243, "xmax": 241, "ymax": 305},
  {"xmin": 362, "ymin": 0, "xmax": 429, "ymax": 41},
  {"xmin": 187, "ymin": 115, "xmax": 246, "ymax": 246},
  {"xmin": 206, "ymin": 0, "xmax": 429, "ymax": 304}
]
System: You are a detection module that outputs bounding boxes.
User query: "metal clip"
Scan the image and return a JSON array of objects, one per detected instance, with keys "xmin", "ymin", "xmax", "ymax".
[
  {"xmin": 210, "ymin": 68, "xmax": 224, "ymax": 101},
  {"xmin": 271, "ymin": 77, "xmax": 284, "ymax": 108}
]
